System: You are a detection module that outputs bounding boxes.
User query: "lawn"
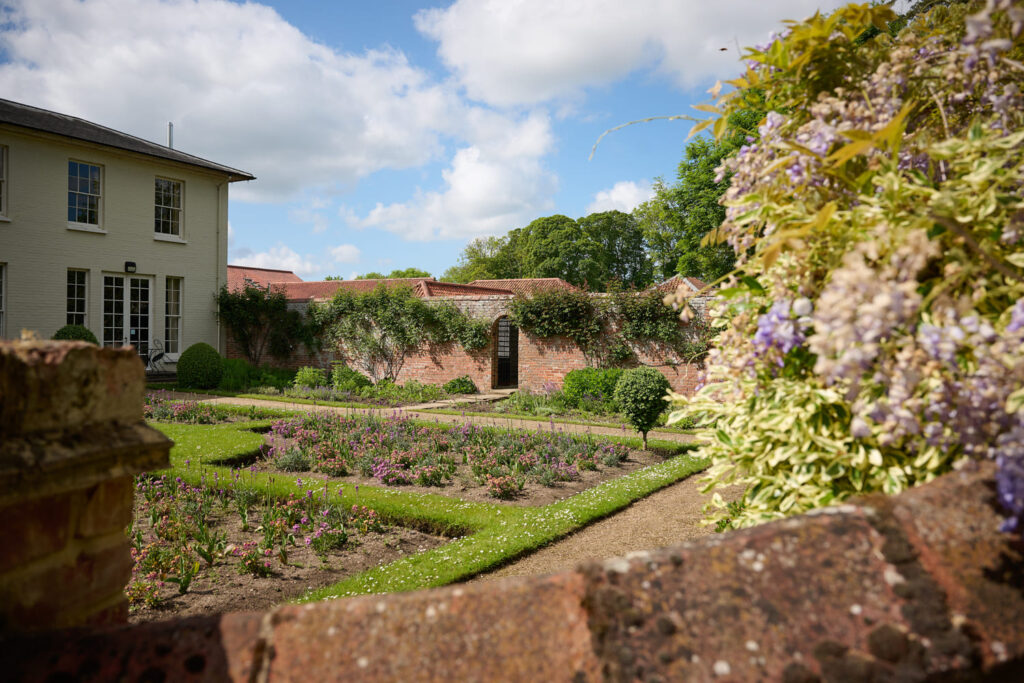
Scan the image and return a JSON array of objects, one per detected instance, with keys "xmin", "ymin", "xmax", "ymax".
[{"xmin": 130, "ymin": 403, "xmax": 706, "ymax": 619}]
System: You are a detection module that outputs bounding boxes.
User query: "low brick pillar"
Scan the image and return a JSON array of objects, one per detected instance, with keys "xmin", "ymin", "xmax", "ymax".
[{"xmin": 0, "ymin": 340, "xmax": 171, "ymax": 633}]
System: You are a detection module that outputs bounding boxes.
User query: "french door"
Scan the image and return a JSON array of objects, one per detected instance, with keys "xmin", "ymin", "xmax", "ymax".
[{"xmin": 103, "ymin": 274, "xmax": 151, "ymax": 358}]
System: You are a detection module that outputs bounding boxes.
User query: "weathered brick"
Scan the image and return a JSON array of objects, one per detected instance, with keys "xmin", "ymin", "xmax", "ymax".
[
  {"xmin": 0, "ymin": 540, "xmax": 132, "ymax": 631},
  {"xmin": 76, "ymin": 476, "xmax": 134, "ymax": 538},
  {"xmin": 263, "ymin": 573, "xmax": 600, "ymax": 682},
  {"xmin": 0, "ymin": 493, "xmax": 72, "ymax": 573}
]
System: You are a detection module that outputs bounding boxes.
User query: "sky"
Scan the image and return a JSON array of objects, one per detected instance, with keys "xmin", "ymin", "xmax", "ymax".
[{"xmin": 0, "ymin": 0, "xmax": 850, "ymax": 280}]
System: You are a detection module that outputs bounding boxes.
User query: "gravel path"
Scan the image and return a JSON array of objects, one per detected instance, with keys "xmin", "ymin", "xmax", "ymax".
[{"xmin": 469, "ymin": 474, "xmax": 729, "ymax": 583}]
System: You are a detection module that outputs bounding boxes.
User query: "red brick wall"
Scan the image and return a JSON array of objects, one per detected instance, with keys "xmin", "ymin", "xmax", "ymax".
[{"xmin": 225, "ymin": 294, "xmax": 705, "ymax": 395}]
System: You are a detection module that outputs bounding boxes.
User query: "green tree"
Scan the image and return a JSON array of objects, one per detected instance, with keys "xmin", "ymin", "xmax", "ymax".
[
  {"xmin": 635, "ymin": 101, "xmax": 764, "ymax": 283},
  {"xmin": 441, "ymin": 236, "xmax": 518, "ymax": 283},
  {"xmin": 575, "ymin": 210, "xmax": 652, "ymax": 289},
  {"xmin": 216, "ymin": 285, "xmax": 314, "ymax": 365}
]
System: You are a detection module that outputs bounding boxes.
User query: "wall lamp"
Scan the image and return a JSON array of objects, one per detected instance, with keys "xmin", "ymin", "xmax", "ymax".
[{"xmin": 124, "ymin": 261, "xmax": 137, "ymax": 273}]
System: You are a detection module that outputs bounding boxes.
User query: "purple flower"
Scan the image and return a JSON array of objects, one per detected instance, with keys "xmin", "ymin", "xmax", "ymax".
[{"xmin": 753, "ymin": 299, "xmax": 805, "ymax": 360}]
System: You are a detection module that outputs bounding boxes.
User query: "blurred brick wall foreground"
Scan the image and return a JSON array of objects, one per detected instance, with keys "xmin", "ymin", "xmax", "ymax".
[
  {"xmin": 1, "ymin": 341, "xmax": 1022, "ymax": 681},
  {"xmin": 0, "ymin": 341, "xmax": 171, "ymax": 632}
]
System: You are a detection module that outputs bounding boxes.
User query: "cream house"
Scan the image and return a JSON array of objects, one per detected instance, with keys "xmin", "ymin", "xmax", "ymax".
[{"xmin": 0, "ymin": 98, "xmax": 253, "ymax": 364}]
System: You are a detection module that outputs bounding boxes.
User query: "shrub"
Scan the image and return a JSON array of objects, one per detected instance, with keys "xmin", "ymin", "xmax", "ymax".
[
  {"xmin": 562, "ymin": 368, "xmax": 623, "ymax": 410},
  {"xmin": 219, "ymin": 358, "xmax": 258, "ymax": 392},
  {"xmin": 52, "ymin": 324, "xmax": 98, "ymax": 345},
  {"xmin": 331, "ymin": 363, "xmax": 372, "ymax": 392},
  {"xmin": 666, "ymin": 3, "xmax": 1024, "ymax": 532},
  {"xmin": 614, "ymin": 367, "xmax": 670, "ymax": 449},
  {"xmin": 443, "ymin": 375, "xmax": 478, "ymax": 395},
  {"xmin": 293, "ymin": 366, "xmax": 328, "ymax": 389},
  {"xmin": 177, "ymin": 343, "xmax": 224, "ymax": 389},
  {"xmin": 274, "ymin": 447, "xmax": 311, "ymax": 472}
]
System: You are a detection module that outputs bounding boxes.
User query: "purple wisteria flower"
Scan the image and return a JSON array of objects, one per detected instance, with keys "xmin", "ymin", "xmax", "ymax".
[{"xmin": 753, "ymin": 299, "xmax": 808, "ymax": 361}]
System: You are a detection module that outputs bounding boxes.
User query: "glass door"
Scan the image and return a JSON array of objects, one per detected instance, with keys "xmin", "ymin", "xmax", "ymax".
[{"xmin": 103, "ymin": 274, "xmax": 150, "ymax": 358}]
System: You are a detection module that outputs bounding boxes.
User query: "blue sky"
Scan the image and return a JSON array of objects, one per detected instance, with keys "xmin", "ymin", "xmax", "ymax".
[{"xmin": 0, "ymin": 0, "xmax": 847, "ymax": 280}]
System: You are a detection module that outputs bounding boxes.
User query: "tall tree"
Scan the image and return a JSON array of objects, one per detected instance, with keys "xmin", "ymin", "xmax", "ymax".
[
  {"xmin": 575, "ymin": 210, "xmax": 652, "ymax": 289},
  {"xmin": 441, "ymin": 236, "xmax": 517, "ymax": 283},
  {"xmin": 635, "ymin": 100, "xmax": 764, "ymax": 284}
]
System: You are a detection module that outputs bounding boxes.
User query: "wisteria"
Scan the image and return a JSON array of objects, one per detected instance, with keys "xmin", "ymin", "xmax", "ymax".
[{"xmin": 668, "ymin": 1, "xmax": 1024, "ymax": 534}]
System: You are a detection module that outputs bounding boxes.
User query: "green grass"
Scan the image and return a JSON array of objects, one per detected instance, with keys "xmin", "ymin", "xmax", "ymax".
[{"xmin": 149, "ymin": 415, "xmax": 707, "ymax": 603}]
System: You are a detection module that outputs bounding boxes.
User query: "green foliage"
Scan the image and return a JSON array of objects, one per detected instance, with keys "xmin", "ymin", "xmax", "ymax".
[
  {"xmin": 177, "ymin": 343, "xmax": 224, "ymax": 389},
  {"xmin": 52, "ymin": 324, "xmax": 99, "ymax": 345},
  {"xmin": 562, "ymin": 368, "xmax": 623, "ymax": 409},
  {"xmin": 614, "ymin": 367, "xmax": 671, "ymax": 449},
  {"xmin": 330, "ymin": 363, "xmax": 372, "ymax": 392},
  {"xmin": 311, "ymin": 285, "xmax": 489, "ymax": 382},
  {"xmin": 636, "ymin": 98, "xmax": 763, "ymax": 283},
  {"xmin": 442, "ymin": 212, "xmax": 653, "ymax": 290},
  {"xmin": 429, "ymin": 302, "xmax": 490, "ymax": 351},
  {"xmin": 508, "ymin": 289, "xmax": 601, "ymax": 355},
  {"xmin": 443, "ymin": 375, "xmax": 478, "ymax": 395},
  {"xmin": 216, "ymin": 285, "xmax": 315, "ymax": 365},
  {"xmin": 293, "ymin": 366, "xmax": 328, "ymax": 389},
  {"xmin": 667, "ymin": 2, "xmax": 1024, "ymax": 530},
  {"xmin": 348, "ymin": 268, "xmax": 432, "ymax": 280},
  {"xmin": 219, "ymin": 358, "xmax": 254, "ymax": 392}
]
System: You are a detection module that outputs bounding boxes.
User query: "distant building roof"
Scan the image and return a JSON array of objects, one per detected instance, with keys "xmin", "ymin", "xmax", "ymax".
[
  {"xmin": 468, "ymin": 278, "xmax": 579, "ymax": 296},
  {"xmin": 651, "ymin": 276, "xmax": 711, "ymax": 295},
  {"xmin": 227, "ymin": 265, "xmax": 303, "ymax": 292},
  {"xmin": 0, "ymin": 98, "xmax": 255, "ymax": 181}
]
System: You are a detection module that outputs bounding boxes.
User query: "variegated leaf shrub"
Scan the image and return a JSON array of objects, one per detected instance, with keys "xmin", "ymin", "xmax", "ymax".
[{"xmin": 667, "ymin": 1, "xmax": 1024, "ymax": 532}]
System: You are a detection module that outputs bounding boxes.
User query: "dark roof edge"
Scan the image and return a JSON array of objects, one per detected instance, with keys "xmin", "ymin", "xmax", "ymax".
[{"xmin": 0, "ymin": 98, "xmax": 255, "ymax": 181}]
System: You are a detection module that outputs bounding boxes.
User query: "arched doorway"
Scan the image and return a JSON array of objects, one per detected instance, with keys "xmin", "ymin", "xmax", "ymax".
[{"xmin": 493, "ymin": 316, "xmax": 519, "ymax": 389}]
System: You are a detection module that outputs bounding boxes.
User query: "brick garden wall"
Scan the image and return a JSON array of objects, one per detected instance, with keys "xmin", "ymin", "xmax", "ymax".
[
  {"xmin": 225, "ymin": 294, "xmax": 709, "ymax": 395},
  {"xmin": 0, "ymin": 341, "xmax": 171, "ymax": 633}
]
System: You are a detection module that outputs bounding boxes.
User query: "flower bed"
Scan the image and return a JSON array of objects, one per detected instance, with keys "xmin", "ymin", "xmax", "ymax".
[
  {"xmin": 144, "ymin": 390, "xmax": 285, "ymax": 424},
  {"xmin": 258, "ymin": 411, "xmax": 659, "ymax": 504},
  {"xmin": 127, "ymin": 471, "xmax": 445, "ymax": 622}
]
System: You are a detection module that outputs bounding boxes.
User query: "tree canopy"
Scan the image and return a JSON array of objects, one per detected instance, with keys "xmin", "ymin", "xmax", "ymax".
[
  {"xmin": 635, "ymin": 100, "xmax": 764, "ymax": 284},
  {"xmin": 442, "ymin": 211, "xmax": 651, "ymax": 291},
  {"xmin": 326, "ymin": 267, "xmax": 433, "ymax": 281}
]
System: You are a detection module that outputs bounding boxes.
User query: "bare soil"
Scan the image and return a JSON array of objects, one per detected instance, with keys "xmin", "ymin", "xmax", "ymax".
[{"xmin": 128, "ymin": 505, "xmax": 446, "ymax": 625}]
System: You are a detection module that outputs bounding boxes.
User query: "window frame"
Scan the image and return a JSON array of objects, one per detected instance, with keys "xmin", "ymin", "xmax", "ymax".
[
  {"xmin": 0, "ymin": 145, "xmax": 8, "ymax": 220},
  {"xmin": 67, "ymin": 160, "xmax": 103, "ymax": 230},
  {"xmin": 164, "ymin": 276, "xmax": 182, "ymax": 355},
  {"xmin": 154, "ymin": 177, "xmax": 184, "ymax": 239},
  {"xmin": 66, "ymin": 269, "xmax": 88, "ymax": 327},
  {"xmin": 0, "ymin": 263, "xmax": 6, "ymax": 338}
]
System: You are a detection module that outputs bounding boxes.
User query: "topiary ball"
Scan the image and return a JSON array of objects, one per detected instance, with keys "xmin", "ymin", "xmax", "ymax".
[
  {"xmin": 613, "ymin": 367, "xmax": 671, "ymax": 449},
  {"xmin": 52, "ymin": 324, "xmax": 99, "ymax": 345},
  {"xmin": 177, "ymin": 342, "xmax": 224, "ymax": 389}
]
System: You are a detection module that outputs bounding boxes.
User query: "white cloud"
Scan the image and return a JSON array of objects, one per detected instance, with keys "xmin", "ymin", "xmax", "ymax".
[
  {"xmin": 329, "ymin": 244, "xmax": 361, "ymax": 263},
  {"xmin": 0, "ymin": 0, "xmax": 463, "ymax": 202},
  {"xmin": 230, "ymin": 244, "xmax": 321, "ymax": 277},
  {"xmin": 350, "ymin": 111, "xmax": 557, "ymax": 240},
  {"xmin": 231, "ymin": 242, "xmax": 361, "ymax": 276},
  {"xmin": 586, "ymin": 180, "xmax": 654, "ymax": 214},
  {"xmin": 415, "ymin": 0, "xmax": 848, "ymax": 107}
]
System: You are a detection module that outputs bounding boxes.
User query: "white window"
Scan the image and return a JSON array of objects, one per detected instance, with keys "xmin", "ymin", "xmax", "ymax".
[
  {"xmin": 68, "ymin": 161, "xmax": 102, "ymax": 226},
  {"xmin": 165, "ymin": 277, "xmax": 182, "ymax": 353},
  {"xmin": 154, "ymin": 178, "xmax": 182, "ymax": 236},
  {"xmin": 67, "ymin": 269, "xmax": 87, "ymax": 326},
  {"xmin": 0, "ymin": 146, "xmax": 7, "ymax": 218},
  {"xmin": 0, "ymin": 264, "xmax": 5, "ymax": 337}
]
